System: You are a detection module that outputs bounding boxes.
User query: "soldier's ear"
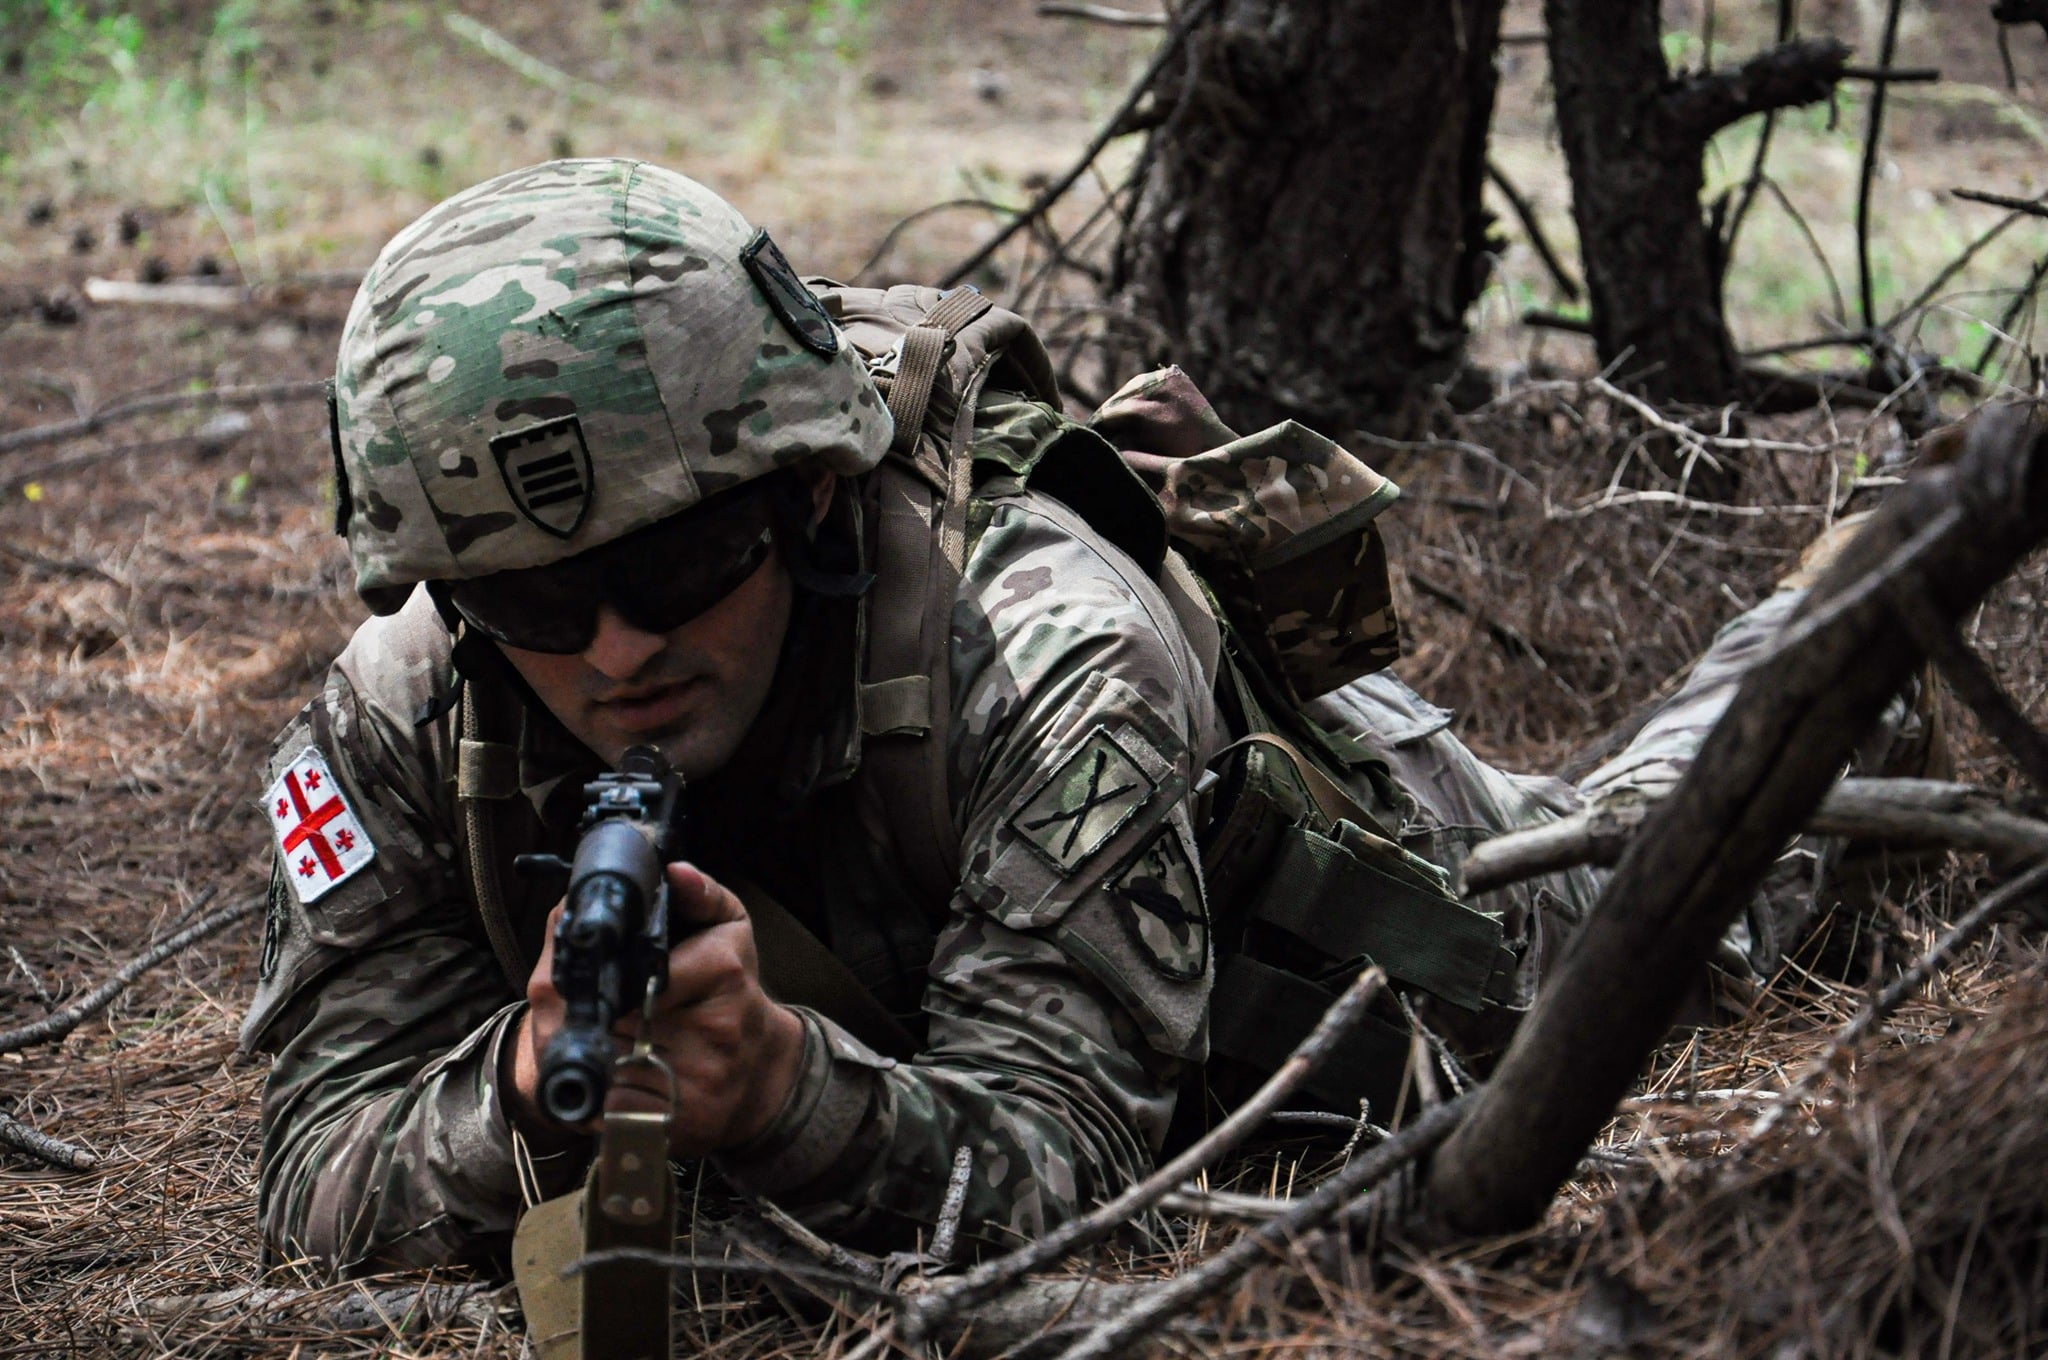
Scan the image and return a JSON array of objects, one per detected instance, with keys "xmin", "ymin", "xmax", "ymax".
[{"xmin": 802, "ymin": 465, "xmax": 837, "ymax": 535}]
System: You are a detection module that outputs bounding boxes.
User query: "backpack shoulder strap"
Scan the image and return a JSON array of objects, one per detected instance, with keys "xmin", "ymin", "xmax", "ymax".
[
  {"xmin": 456, "ymin": 678, "xmax": 537, "ymax": 992},
  {"xmin": 853, "ymin": 287, "xmax": 1016, "ymax": 906}
]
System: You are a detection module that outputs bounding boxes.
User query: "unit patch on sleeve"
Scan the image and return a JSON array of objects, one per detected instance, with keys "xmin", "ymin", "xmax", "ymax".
[
  {"xmin": 1113, "ymin": 824, "xmax": 1209, "ymax": 980},
  {"xmin": 267, "ymin": 746, "xmax": 377, "ymax": 904},
  {"xmin": 1012, "ymin": 725, "xmax": 1157, "ymax": 873}
]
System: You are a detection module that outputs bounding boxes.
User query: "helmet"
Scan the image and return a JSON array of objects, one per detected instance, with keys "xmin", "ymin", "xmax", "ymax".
[{"xmin": 331, "ymin": 158, "xmax": 892, "ymax": 614}]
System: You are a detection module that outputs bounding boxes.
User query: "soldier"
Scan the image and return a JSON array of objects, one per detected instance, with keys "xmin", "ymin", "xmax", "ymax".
[
  {"xmin": 247, "ymin": 158, "xmax": 1227, "ymax": 1273},
  {"xmin": 245, "ymin": 158, "xmax": 1919, "ymax": 1282}
]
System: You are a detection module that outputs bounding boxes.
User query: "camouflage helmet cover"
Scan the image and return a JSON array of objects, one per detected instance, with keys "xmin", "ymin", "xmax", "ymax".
[{"xmin": 334, "ymin": 158, "xmax": 892, "ymax": 612}]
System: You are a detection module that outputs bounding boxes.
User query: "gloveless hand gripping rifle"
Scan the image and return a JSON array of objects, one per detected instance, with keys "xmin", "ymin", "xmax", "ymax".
[{"xmin": 515, "ymin": 744, "xmax": 687, "ymax": 1127}]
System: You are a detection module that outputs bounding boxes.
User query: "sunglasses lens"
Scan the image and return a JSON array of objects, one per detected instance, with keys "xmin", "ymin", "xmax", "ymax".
[{"xmin": 444, "ymin": 483, "xmax": 782, "ymax": 654}]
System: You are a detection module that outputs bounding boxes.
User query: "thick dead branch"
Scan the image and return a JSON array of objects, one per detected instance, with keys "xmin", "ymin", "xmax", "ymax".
[
  {"xmin": 1460, "ymin": 778, "xmax": 2048, "ymax": 896},
  {"xmin": 0, "ymin": 893, "xmax": 256, "ymax": 1055},
  {"xmin": 0, "ymin": 1110, "xmax": 99, "ymax": 1171},
  {"xmin": 1662, "ymin": 38, "xmax": 1851, "ymax": 143},
  {"xmin": 1053, "ymin": 1093, "xmax": 1475, "ymax": 1360},
  {"xmin": 1747, "ymin": 856, "xmax": 2048, "ymax": 1141},
  {"xmin": 137, "ymin": 1282, "xmax": 501, "ymax": 1336},
  {"xmin": 0, "ymin": 380, "xmax": 325, "ymax": 455},
  {"xmin": 1423, "ymin": 402, "xmax": 2048, "ymax": 1240},
  {"xmin": 1037, "ymin": 2, "xmax": 1167, "ymax": 24},
  {"xmin": 906, "ymin": 968, "xmax": 1387, "ymax": 1342},
  {"xmin": 81, "ymin": 278, "xmax": 250, "ymax": 309}
]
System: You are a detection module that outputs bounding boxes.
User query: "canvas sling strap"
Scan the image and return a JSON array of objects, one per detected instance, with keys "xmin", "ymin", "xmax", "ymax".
[{"xmin": 857, "ymin": 287, "xmax": 1001, "ymax": 905}]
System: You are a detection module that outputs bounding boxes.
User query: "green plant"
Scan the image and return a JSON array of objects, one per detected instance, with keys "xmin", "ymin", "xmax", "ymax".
[{"xmin": 0, "ymin": 0, "xmax": 147, "ymax": 154}]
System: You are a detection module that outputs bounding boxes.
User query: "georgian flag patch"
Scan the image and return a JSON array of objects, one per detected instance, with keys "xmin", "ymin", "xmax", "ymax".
[{"xmin": 267, "ymin": 746, "xmax": 375, "ymax": 903}]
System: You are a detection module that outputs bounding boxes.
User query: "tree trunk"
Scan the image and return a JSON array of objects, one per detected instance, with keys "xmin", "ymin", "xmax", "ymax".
[
  {"xmin": 1109, "ymin": 0, "xmax": 1505, "ymax": 435},
  {"xmin": 1546, "ymin": 0, "xmax": 1848, "ymax": 404}
]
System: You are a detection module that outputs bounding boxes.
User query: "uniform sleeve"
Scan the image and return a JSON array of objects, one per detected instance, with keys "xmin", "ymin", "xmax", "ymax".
[
  {"xmin": 715, "ymin": 493, "xmax": 1221, "ymax": 1254},
  {"xmin": 242, "ymin": 594, "xmax": 583, "ymax": 1274}
]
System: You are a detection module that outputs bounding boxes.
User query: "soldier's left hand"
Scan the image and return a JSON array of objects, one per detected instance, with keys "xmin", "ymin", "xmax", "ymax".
[{"xmin": 514, "ymin": 862, "xmax": 806, "ymax": 1157}]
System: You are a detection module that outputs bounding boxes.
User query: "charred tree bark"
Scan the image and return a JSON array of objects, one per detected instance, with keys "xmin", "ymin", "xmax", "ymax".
[
  {"xmin": 1109, "ymin": 1, "xmax": 1505, "ymax": 435},
  {"xmin": 1546, "ymin": 1, "xmax": 1848, "ymax": 402}
]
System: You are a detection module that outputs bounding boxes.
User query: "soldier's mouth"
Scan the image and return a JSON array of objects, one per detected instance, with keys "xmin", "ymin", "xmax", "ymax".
[{"xmin": 597, "ymin": 678, "xmax": 704, "ymax": 732}]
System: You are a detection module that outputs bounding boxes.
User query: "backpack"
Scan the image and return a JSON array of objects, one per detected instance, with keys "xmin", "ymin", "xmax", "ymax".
[{"xmin": 818, "ymin": 281, "xmax": 1520, "ymax": 1122}]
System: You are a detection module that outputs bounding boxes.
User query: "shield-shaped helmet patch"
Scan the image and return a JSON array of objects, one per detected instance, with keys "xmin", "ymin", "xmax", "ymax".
[{"xmin": 491, "ymin": 413, "xmax": 594, "ymax": 539}]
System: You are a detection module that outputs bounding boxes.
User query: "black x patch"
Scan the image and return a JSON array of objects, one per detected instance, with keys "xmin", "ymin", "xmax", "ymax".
[{"xmin": 1012, "ymin": 728, "xmax": 1156, "ymax": 873}]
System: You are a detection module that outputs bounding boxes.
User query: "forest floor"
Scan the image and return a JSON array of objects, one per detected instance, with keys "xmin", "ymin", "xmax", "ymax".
[{"xmin": 3, "ymin": 1, "xmax": 2048, "ymax": 1356}]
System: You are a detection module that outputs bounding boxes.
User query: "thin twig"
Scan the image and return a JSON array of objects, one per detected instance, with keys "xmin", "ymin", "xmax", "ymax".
[
  {"xmin": 0, "ymin": 1110, "xmax": 99, "ymax": 1171},
  {"xmin": 940, "ymin": 0, "xmax": 1217, "ymax": 289},
  {"xmin": 1972, "ymin": 251, "xmax": 2048, "ymax": 378},
  {"xmin": 0, "ymin": 434, "xmax": 230, "ymax": 498},
  {"xmin": 1882, "ymin": 190, "xmax": 2048, "ymax": 332},
  {"xmin": 1746, "ymin": 857, "xmax": 2048, "ymax": 1141},
  {"xmin": 7, "ymin": 946, "xmax": 54, "ymax": 1005},
  {"xmin": 1486, "ymin": 161, "xmax": 1581, "ymax": 302},
  {"xmin": 852, "ymin": 199, "xmax": 1017, "ymax": 283},
  {"xmin": 908, "ymin": 967, "xmax": 1387, "ymax": 1341},
  {"xmin": 0, "ymin": 380, "xmax": 325, "ymax": 455},
  {"xmin": 1052, "ymin": 1093, "xmax": 1474, "ymax": 1360},
  {"xmin": 1855, "ymin": 0, "xmax": 1908, "ymax": 330},
  {"xmin": 928, "ymin": 1146, "xmax": 974, "ymax": 1266},
  {"xmin": 1723, "ymin": 0, "xmax": 1795, "ymax": 263},
  {"xmin": 1587, "ymin": 375, "xmax": 1840, "ymax": 453},
  {"xmin": 0, "ymin": 891, "xmax": 254, "ymax": 1055}
]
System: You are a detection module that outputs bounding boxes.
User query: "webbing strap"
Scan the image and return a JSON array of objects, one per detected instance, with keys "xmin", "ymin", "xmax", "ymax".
[
  {"xmin": 883, "ymin": 287, "xmax": 993, "ymax": 455},
  {"xmin": 1208, "ymin": 730, "xmax": 1398, "ymax": 842},
  {"xmin": 458, "ymin": 686, "xmax": 534, "ymax": 992},
  {"xmin": 1209, "ymin": 955, "xmax": 1412, "ymax": 1111},
  {"xmin": 1255, "ymin": 825, "xmax": 1504, "ymax": 1012},
  {"xmin": 733, "ymin": 874, "xmax": 918, "ymax": 1060}
]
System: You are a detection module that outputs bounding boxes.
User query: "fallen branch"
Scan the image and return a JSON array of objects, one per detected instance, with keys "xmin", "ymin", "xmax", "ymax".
[
  {"xmin": 0, "ymin": 380, "xmax": 325, "ymax": 455},
  {"xmin": 81, "ymin": 278, "xmax": 249, "ymax": 309},
  {"xmin": 905, "ymin": 967, "xmax": 1388, "ymax": 1343},
  {"xmin": 1054, "ymin": 1093, "xmax": 1475, "ymax": 1360},
  {"xmin": 0, "ymin": 892, "xmax": 257, "ymax": 1055},
  {"xmin": 1746, "ymin": 856, "xmax": 2048, "ymax": 1141},
  {"xmin": 1460, "ymin": 778, "xmax": 2048, "ymax": 897},
  {"xmin": 1423, "ymin": 401, "xmax": 2048, "ymax": 1240},
  {"xmin": 1036, "ymin": 2, "xmax": 1166, "ymax": 24},
  {"xmin": 0, "ymin": 1110, "xmax": 99, "ymax": 1171},
  {"xmin": 137, "ymin": 1281, "xmax": 501, "ymax": 1336}
]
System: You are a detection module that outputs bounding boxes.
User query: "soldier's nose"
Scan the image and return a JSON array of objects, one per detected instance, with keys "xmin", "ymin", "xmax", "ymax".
[{"xmin": 582, "ymin": 604, "xmax": 667, "ymax": 680}]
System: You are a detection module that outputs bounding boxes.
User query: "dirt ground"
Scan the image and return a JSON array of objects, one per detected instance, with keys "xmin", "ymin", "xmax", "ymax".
[{"xmin": 4, "ymin": 2, "xmax": 2048, "ymax": 1356}]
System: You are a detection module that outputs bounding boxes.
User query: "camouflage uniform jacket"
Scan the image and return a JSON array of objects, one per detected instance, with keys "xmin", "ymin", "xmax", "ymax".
[{"xmin": 243, "ymin": 434, "xmax": 1226, "ymax": 1273}]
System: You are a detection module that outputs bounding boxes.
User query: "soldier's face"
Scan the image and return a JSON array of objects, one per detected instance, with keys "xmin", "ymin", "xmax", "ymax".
[
  {"xmin": 498, "ymin": 552, "xmax": 795, "ymax": 778},
  {"xmin": 495, "ymin": 470, "xmax": 833, "ymax": 778}
]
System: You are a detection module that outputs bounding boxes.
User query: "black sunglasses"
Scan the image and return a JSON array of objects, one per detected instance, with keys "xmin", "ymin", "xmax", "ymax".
[{"xmin": 440, "ymin": 485, "xmax": 780, "ymax": 655}]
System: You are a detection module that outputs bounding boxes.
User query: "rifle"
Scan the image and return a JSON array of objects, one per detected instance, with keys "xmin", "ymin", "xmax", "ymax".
[{"xmin": 514, "ymin": 744, "xmax": 687, "ymax": 1126}]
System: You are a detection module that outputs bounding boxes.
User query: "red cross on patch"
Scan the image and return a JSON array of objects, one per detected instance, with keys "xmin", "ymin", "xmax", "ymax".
[{"xmin": 266, "ymin": 746, "xmax": 375, "ymax": 903}]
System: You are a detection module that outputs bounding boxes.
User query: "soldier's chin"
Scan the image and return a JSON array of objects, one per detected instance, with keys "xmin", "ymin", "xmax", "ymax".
[{"xmin": 591, "ymin": 714, "xmax": 742, "ymax": 782}]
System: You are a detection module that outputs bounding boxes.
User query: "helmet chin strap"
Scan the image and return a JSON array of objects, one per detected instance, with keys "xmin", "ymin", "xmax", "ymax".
[{"xmin": 771, "ymin": 469, "xmax": 874, "ymax": 600}]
